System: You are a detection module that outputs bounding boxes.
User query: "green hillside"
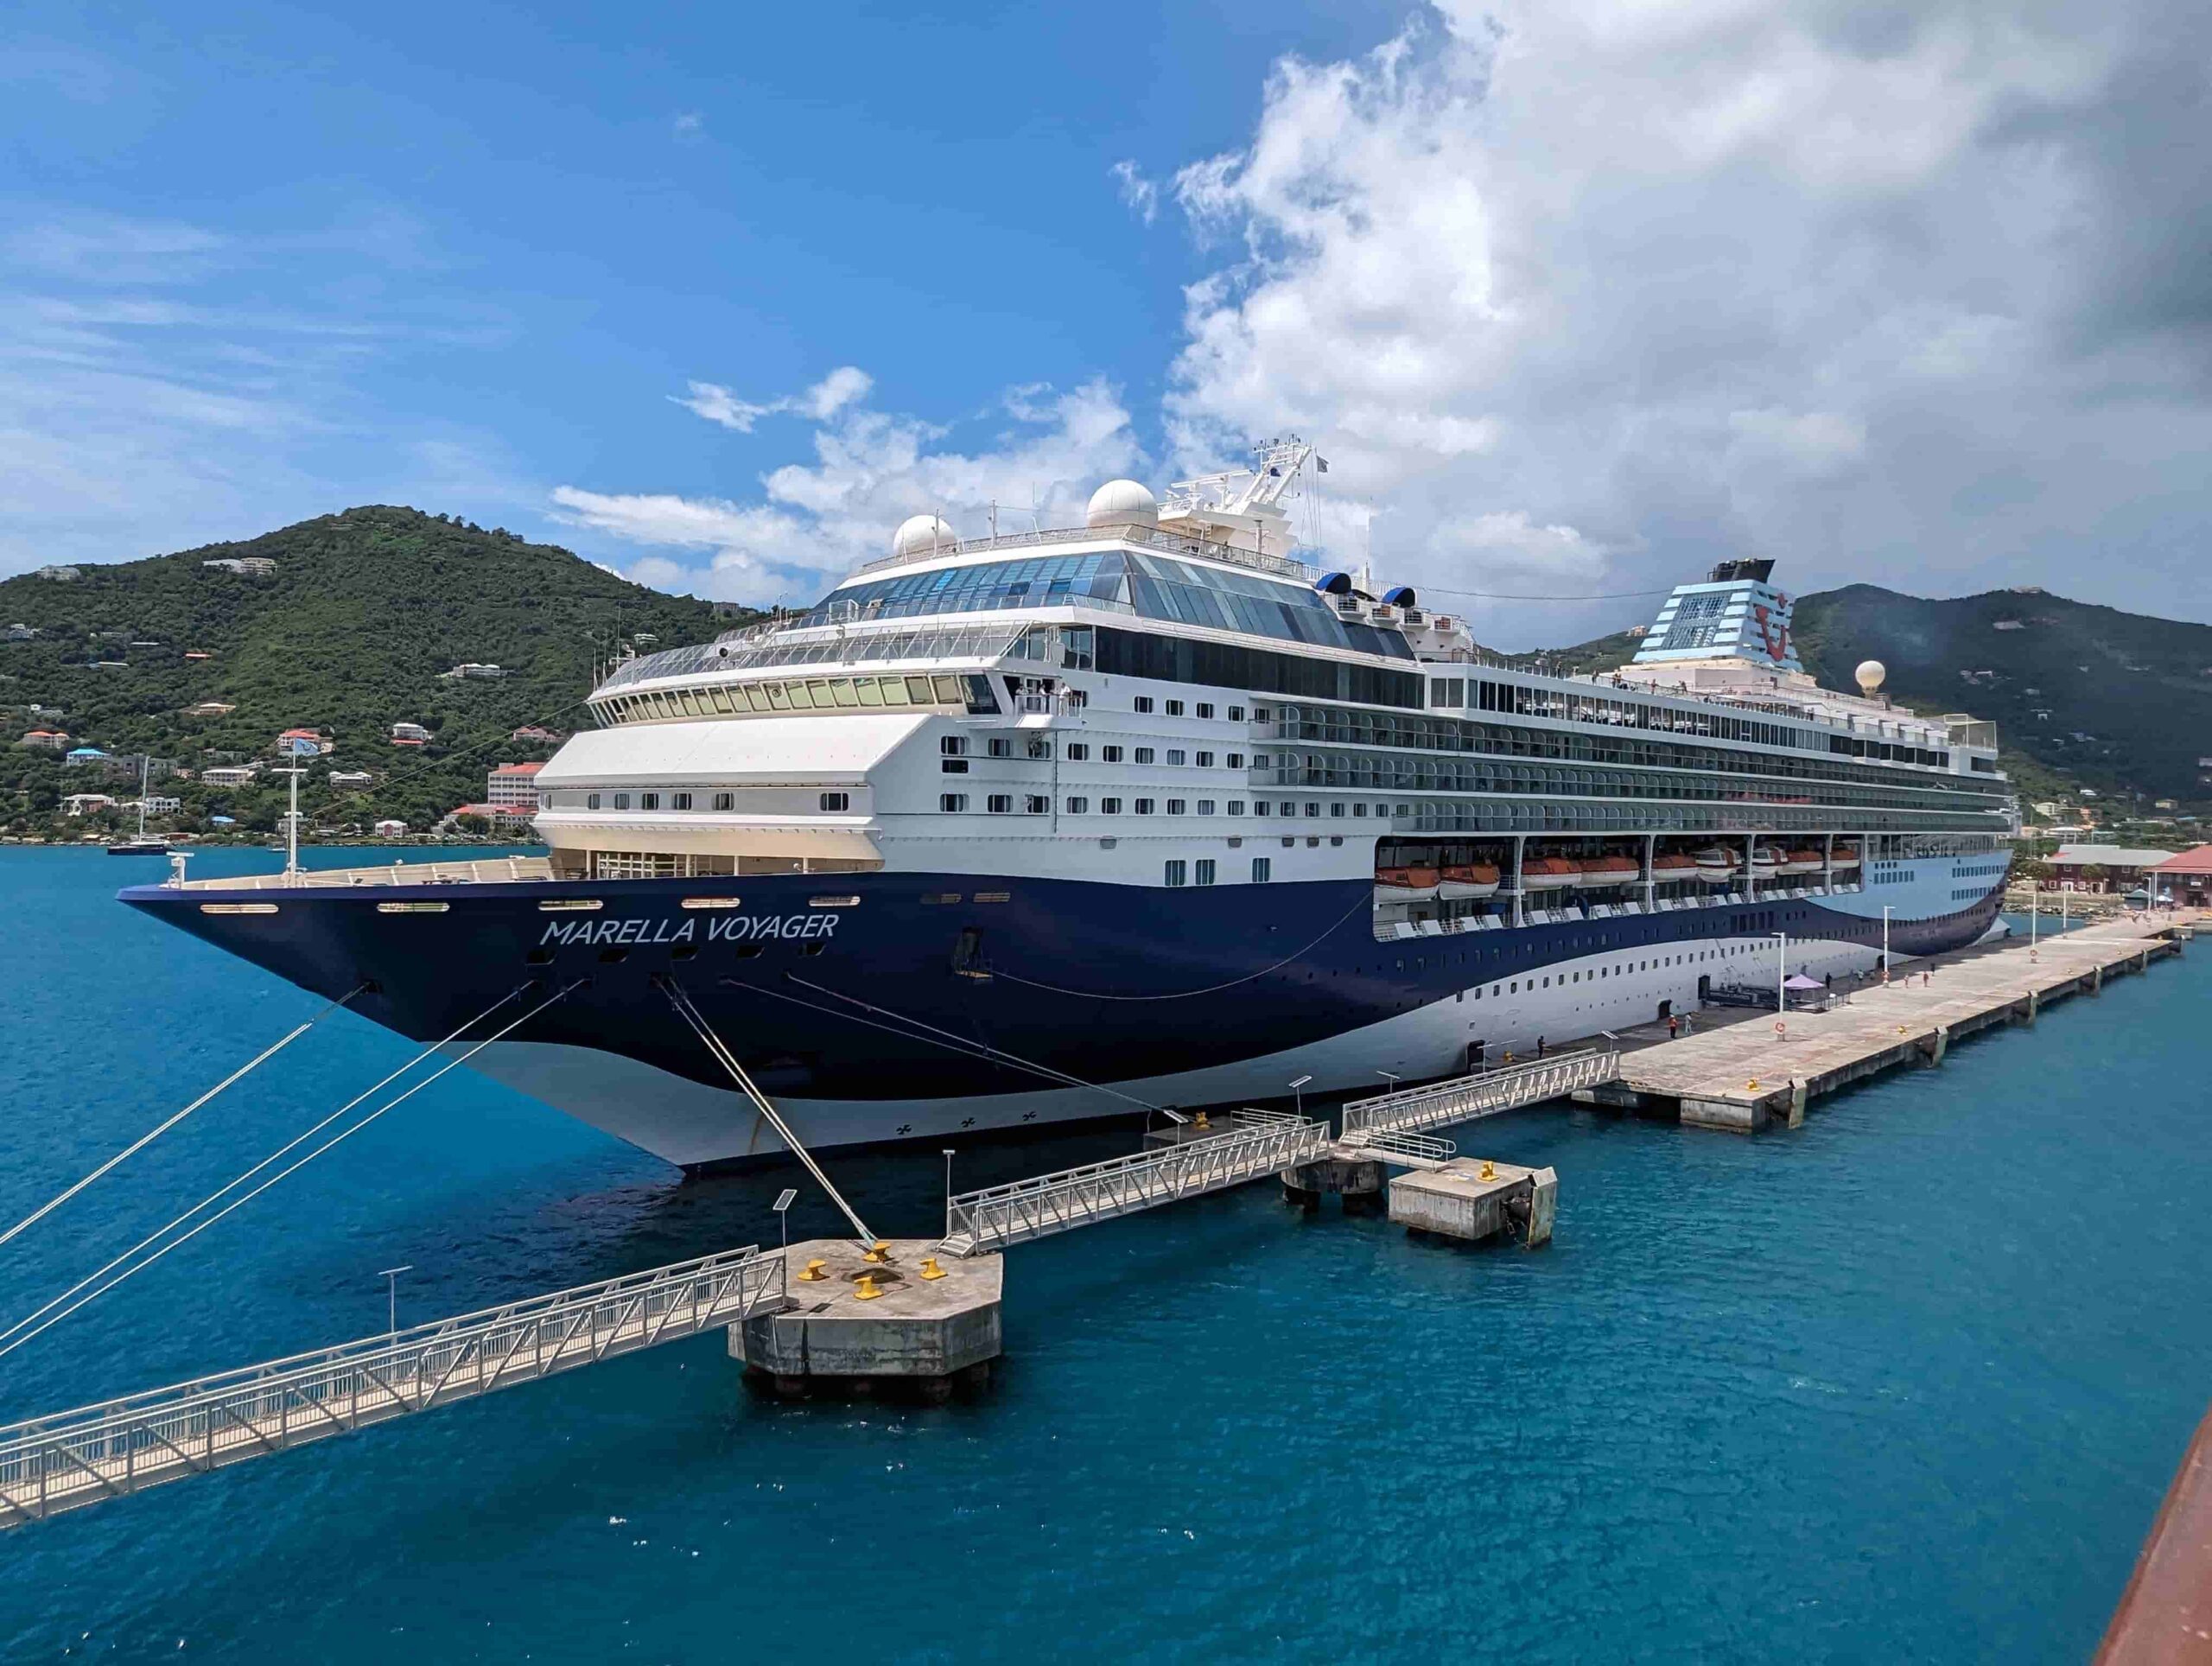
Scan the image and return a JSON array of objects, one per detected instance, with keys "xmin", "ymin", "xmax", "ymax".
[
  {"xmin": 0, "ymin": 507, "xmax": 742, "ymax": 837},
  {"xmin": 1541, "ymin": 585, "xmax": 2212, "ymax": 811}
]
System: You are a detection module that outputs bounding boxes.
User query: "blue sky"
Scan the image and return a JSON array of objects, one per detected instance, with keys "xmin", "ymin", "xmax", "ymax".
[{"xmin": 6, "ymin": 0, "xmax": 2209, "ymax": 645}]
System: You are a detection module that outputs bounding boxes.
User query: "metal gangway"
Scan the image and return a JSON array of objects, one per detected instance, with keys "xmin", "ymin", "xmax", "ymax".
[
  {"xmin": 939, "ymin": 1112, "xmax": 1333, "ymax": 1257},
  {"xmin": 0, "ymin": 1244, "xmax": 786, "ymax": 1528},
  {"xmin": 1338, "ymin": 1050, "xmax": 1621, "ymax": 1147}
]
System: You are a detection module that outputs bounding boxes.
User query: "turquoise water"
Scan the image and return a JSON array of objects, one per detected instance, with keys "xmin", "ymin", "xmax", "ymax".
[{"xmin": 2, "ymin": 848, "xmax": 2206, "ymax": 1662}]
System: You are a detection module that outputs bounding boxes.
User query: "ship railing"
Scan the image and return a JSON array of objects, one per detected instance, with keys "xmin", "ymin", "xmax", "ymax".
[
  {"xmin": 1338, "ymin": 1051, "xmax": 1621, "ymax": 1141},
  {"xmin": 175, "ymin": 855, "xmax": 557, "ymax": 892},
  {"xmin": 0, "ymin": 1245, "xmax": 785, "ymax": 1527},
  {"xmin": 851, "ymin": 520, "xmax": 1316, "ymax": 582}
]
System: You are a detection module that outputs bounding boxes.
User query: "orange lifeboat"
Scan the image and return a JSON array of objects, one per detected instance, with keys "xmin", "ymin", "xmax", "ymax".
[
  {"xmin": 1438, "ymin": 862, "xmax": 1502, "ymax": 900},
  {"xmin": 1571, "ymin": 855, "xmax": 1641, "ymax": 888},
  {"xmin": 1519, "ymin": 856, "xmax": 1580, "ymax": 893}
]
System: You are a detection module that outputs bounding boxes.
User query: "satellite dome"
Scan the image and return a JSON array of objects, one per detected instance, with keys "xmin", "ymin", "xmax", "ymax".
[
  {"xmin": 1855, "ymin": 659, "xmax": 1887, "ymax": 695},
  {"xmin": 891, "ymin": 514, "xmax": 957, "ymax": 559},
  {"xmin": 1085, "ymin": 480, "xmax": 1159, "ymax": 528}
]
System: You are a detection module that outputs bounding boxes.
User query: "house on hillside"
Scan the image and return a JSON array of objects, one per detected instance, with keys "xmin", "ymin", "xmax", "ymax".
[
  {"xmin": 486, "ymin": 761, "xmax": 543, "ymax": 810},
  {"xmin": 440, "ymin": 663, "xmax": 505, "ymax": 680},
  {"xmin": 201, "ymin": 556, "xmax": 277, "ymax": 577},
  {"xmin": 63, "ymin": 747, "xmax": 110, "ymax": 767},
  {"xmin": 32, "ymin": 565, "xmax": 80, "ymax": 582},
  {"xmin": 328, "ymin": 770, "xmax": 375, "ymax": 787},
  {"xmin": 183, "ymin": 650, "xmax": 213, "ymax": 662},
  {"xmin": 184, "ymin": 701, "xmax": 237, "ymax": 718},
  {"xmin": 5, "ymin": 624, "xmax": 35, "ymax": 641},
  {"xmin": 510, "ymin": 725, "xmax": 564, "ymax": 744},
  {"xmin": 275, "ymin": 728, "xmax": 332, "ymax": 756},
  {"xmin": 18, "ymin": 729, "xmax": 70, "ymax": 750},
  {"xmin": 200, "ymin": 764, "xmax": 261, "ymax": 787},
  {"xmin": 132, "ymin": 795, "xmax": 182, "ymax": 816},
  {"xmin": 372, "ymin": 818, "xmax": 409, "ymax": 837},
  {"xmin": 391, "ymin": 722, "xmax": 432, "ymax": 744},
  {"xmin": 62, "ymin": 794, "xmax": 117, "ymax": 815}
]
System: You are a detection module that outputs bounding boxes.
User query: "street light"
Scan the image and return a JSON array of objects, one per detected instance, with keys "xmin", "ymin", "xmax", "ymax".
[
  {"xmin": 1288, "ymin": 1074, "xmax": 1313, "ymax": 1120},
  {"xmin": 1881, "ymin": 906, "xmax": 1892, "ymax": 983},
  {"xmin": 772, "ymin": 1186, "xmax": 798, "ymax": 1257},
  {"xmin": 1772, "ymin": 931, "xmax": 1787, "ymax": 1014},
  {"xmin": 1375, "ymin": 1070, "xmax": 1402, "ymax": 1092},
  {"xmin": 378, "ymin": 1264, "xmax": 412, "ymax": 1337}
]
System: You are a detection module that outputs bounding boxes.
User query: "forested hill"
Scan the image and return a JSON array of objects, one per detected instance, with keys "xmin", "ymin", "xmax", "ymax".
[
  {"xmin": 1539, "ymin": 584, "xmax": 2212, "ymax": 810},
  {"xmin": 0, "ymin": 507, "xmax": 737, "ymax": 835}
]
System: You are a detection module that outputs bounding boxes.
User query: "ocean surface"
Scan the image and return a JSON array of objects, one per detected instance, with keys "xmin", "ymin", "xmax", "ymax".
[{"xmin": 1, "ymin": 846, "xmax": 2207, "ymax": 1663}]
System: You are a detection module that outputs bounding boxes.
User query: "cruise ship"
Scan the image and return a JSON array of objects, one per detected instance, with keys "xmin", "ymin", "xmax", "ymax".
[{"xmin": 124, "ymin": 442, "xmax": 2016, "ymax": 1167}]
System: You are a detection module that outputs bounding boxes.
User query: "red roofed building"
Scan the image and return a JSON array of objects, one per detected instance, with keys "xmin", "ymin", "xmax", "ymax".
[
  {"xmin": 2147, "ymin": 846, "xmax": 2212, "ymax": 908},
  {"xmin": 442, "ymin": 801, "xmax": 535, "ymax": 830},
  {"xmin": 486, "ymin": 760, "xmax": 543, "ymax": 811}
]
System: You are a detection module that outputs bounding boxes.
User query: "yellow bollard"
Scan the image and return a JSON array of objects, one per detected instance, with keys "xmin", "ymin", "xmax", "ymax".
[
  {"xmin": 918, "ymin": 1256, "xmax": 948, "ymax": 1281},
  {"xmin": 797, "ymin": 1258, "xmax": 829, "ymax": 1282},
  {"xmin": 1478, "ymin": 1160, "xmax": 1497, "ymax": 1181},
  {"xmin": 854, "ymin": 1273, "xmax": 885, "ymax": 1300},
  {"xmin": 1192, "ymin": 1110, "xmax": 1211, "ymax": 1130},
  {"xmin": 861, "ymin": 1241, "xmax": 893, "ymax": 1264},
  {"xmin": 1746, "ymin": 1079, "xmax": 1760, "ymax": 1091}
]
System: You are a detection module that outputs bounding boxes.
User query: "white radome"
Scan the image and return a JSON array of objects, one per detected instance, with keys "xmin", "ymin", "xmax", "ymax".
[
  {"xmin": 1085, "ymin": 479, "xmax": 1159, "ymax": 528},
  {"xmin": 892, "ymin": 514, "xmax": 957, "ymax": 558},
  {"xmin": 1855, "ymin": 659, "xmax": 1887, "ymax": 694}
]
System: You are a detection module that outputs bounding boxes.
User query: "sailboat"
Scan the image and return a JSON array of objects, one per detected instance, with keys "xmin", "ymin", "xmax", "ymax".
[{"xmin": 106, "ymin": 760, "xmax": 171, "ymax": 855}]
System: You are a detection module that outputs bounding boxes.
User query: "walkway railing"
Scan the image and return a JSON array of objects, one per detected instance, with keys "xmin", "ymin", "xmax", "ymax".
[
  {"xmin": 940, "ymin": 1116, "xmax": 1333, "ymax": 1257},
  {"xmin": 0, "ymin": 1244, "xmax": 785, "ymax": 1527},
  {"xmin": 1340, "ymin": 1051, "xmax": 1621, "ymax": 1142}
]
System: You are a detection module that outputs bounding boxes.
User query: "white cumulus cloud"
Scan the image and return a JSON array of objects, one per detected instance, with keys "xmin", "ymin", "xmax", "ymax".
[{"xmin": 556, "ymin": 375, "xmax": 1141, "ymax": 601}]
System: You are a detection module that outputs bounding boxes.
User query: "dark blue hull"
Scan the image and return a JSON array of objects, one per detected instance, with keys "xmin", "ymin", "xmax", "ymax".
[{"xmin": 124, "ymin": 869, "xmax": 2001, "ymax": 1117}]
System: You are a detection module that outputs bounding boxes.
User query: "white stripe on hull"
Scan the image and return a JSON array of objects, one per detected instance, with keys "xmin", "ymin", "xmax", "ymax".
[{"xmin": 456, "ymin": 926, "xmax": 1912, "ymax": 1167}]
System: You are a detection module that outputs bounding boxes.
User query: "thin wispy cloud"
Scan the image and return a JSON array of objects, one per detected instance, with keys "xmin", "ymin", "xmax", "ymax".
[{"xmin": 1109, "ymin": 160, "xmax": 1159, "ymax": 226}]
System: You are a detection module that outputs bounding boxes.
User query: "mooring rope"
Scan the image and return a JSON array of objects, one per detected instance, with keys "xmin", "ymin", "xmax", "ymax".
[
  {"xmin": 658, "ymin": 979, "xmax": 877, "ymax": 1248},
  {"xmin": 770, "ymin": 972, "xmax": 1165, "ymax": 1112},
  {"xmin": 0, "ymin": 982, "xmax": 579, "ymax": 1361},
  {"xmin": 0, "ymin": 984, "xmax": 535, "ymax": 1353},
  {"xmin": 0, "ymin": 984, "xmax": 365, "ymax": 1250}
]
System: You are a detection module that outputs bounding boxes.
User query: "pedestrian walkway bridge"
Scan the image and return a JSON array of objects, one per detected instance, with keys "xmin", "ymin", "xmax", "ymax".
[
  {"xmin": 938, "ymin": 1051, "xmax": 1620, "ymax": 1256},
  {"xmin": 0, "ymin": 1244, "xmax": 785, "ymax": 1528}
]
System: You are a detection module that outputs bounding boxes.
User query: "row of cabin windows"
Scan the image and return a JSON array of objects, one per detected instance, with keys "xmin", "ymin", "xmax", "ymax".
[
  {"xmin": 1060, "ymin": 744, "xmax": 1246, "ymax": 767},
  {"xmin": 1129, "ymin": 697, "xmax": 1247, "ymax": 721},
  {"xmin": 940, "ymin": 736, "xmax": 1055, "ymax": 760},
  {"xmin": 1165, "ymin": 858, "xmax": 1273, "ymax": 886},
  {"xmin": 584, "ymin": 791, "xmax": 849, "ymax": 812},
  {"xmin": 1469, "ymin": 942, "xmax": 1759, "ymax": 996},
  {"xmin": 596, "ymin": 671, "xmax": 995, "ymax": 725}
]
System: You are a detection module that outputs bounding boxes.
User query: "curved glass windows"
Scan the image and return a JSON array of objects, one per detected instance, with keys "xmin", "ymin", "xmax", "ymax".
[{"xmin": 800, "ymin": 550, "xmax": 1414, "ymax": 660}]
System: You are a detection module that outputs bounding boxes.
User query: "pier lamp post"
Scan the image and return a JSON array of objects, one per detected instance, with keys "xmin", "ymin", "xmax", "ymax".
[
  {"xmin": 1772, "ymin": 932, "xmax": 1787, "ymax": 1014},
  {"xmin": 1376, "ymin": 1070, "xmax": 1402, "ymax": 1092},
  {"xmin": 772, "ymin": 1187, "xmax": 797, "ymax": 1258},
  {"xmin": 378, "ymin": 1264, "xmax": 412, "ymax": 1337},
  {"xmin": 1289, "ymin": 1075, "xmax": 1313, "ymax": 1120},
  {"xmin": 1881, "ymin": 906, "xmax": 1893, "ymax": 983}
]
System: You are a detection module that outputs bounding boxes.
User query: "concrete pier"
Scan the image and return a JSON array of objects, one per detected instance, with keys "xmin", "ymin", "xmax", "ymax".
[
  {"xmin": 1600, "ymin": 916, "xmax": 2190, "ymax": 1133},
  {"xmin": 1389, "ymin": 1160, "xmax": 1558, "ymax": 1247},
  {"xmin": 1281, "ymin": 1152, "xmax": 1386, "ymax": 1213},
  {"xmin": 730, "ymin": 1239, "xmax": 1002, "ymax": 1403}
]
